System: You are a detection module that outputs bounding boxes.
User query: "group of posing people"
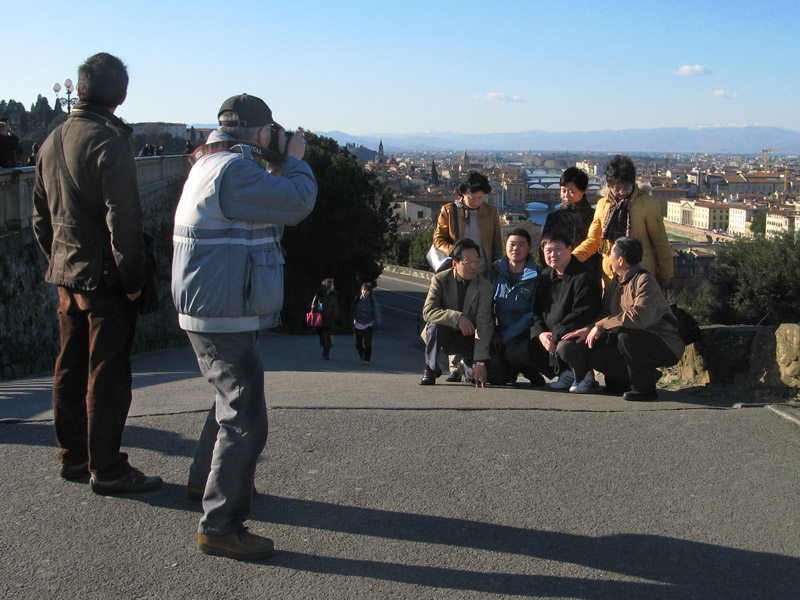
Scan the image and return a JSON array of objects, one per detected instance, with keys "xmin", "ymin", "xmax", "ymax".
[{"xmin": 420, "ymin": 161, "xmax": 683, "ymax": 401}]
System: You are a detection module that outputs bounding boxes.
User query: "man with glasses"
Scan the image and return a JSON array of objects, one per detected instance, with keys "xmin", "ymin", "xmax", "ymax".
[{"xmin": 419, "ymin": 238, "xmax": 493, "ymax": 387}]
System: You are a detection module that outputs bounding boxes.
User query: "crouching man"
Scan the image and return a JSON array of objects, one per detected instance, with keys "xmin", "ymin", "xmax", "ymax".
[
  {"xmin": 420, "ymin": 238, "xmax": 493, "ymax": 387},
  {"xmin": 529, "ymin": 230, "xmax": 602, "ymax": 393},
  {"xmin": 566, "ymin": 237, "xmax": 684, "ymax": 401}
]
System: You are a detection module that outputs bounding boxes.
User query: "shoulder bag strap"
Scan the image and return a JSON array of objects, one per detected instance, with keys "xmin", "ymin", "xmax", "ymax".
[
  {"xmin": 450, "ymin": 202, "xmax": 460, "ymax": 241},
  {"xmin": 52, "ymin": 124, "xmax": 82, "ymax": 199}
]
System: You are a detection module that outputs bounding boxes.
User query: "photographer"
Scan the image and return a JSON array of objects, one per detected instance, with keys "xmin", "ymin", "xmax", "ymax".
[{"xmin": 172, "ymin": 94, "xmax": 317, "ymax": 560}]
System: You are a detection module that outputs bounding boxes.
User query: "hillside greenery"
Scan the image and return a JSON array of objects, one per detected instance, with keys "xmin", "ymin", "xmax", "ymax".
[{"xmin": 686, "ymin": 232, "xmax": 800, "ymax": 326}]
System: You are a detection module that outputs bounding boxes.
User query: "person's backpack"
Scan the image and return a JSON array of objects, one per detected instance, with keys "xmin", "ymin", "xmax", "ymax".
[
  {"xmin": 630, "ymin": 271, "xmax": 701, "ymax": 346},
  {"xmin": 670, "ymin": 303, "xmax": 702, "ymax": 345}
]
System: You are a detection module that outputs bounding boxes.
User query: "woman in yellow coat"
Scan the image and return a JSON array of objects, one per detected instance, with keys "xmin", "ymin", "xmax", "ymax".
[{"xmin": 573, "ymin": 155, "xmax": 673, "ymax": 286}]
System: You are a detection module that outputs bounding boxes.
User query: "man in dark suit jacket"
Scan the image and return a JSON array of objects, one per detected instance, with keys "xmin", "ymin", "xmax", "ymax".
[{"xmin": 420, "ymin": 238, "xmax": 494, "ymax": 387}]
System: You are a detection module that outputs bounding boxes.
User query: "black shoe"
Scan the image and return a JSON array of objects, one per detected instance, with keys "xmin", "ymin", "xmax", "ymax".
[
  {"xmin": 527, "ymin": 373, "xmax": 545, "ymax": 387},
  {"xmin": 198, "ymin": 528, "xmax": 274, "ymax": 561},
  {"xmin": 60, "ymin": 460, "xmax": 89, "ymax": 481},
  {"xmin": 446, "ymin": 371, "xmax": 462, "ymax": 383},
  {"xmin": 623, "ymin": 389, "xmax": 659, "ymax": 402},
  {"xmin": 90, "ymin": 468, "xmax": 163, "ymax": 495},
  {"xmin": 601, "ymin": 385, "xmax": 626, "ymax": 396},
  {"xmin": 420, "ymin": 367, "xmax": 442, "ymax": 385}
]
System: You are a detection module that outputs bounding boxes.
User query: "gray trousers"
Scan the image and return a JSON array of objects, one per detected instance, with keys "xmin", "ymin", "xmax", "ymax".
[
  {"xmin": 186, "ymin": 330, "xmax": 268, "ymax": 535},
  {"xmin": 424, "ymin": 323, "xmax": 475, "ymax": 371}
]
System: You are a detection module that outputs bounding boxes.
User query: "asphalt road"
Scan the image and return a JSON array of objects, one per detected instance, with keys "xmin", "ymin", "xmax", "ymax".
[{"xmin": 1, "ymin": 273, "xmax": 799, "ymax": 599}]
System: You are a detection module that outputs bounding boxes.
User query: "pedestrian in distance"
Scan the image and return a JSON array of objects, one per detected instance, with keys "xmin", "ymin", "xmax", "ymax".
[
  {"xmin": 311, "ymin": 278, "xmax": 339, "ymax": 360},
  {"xmin": 350, "ymin": 282, "xmax": 376, "ymax": 364}
]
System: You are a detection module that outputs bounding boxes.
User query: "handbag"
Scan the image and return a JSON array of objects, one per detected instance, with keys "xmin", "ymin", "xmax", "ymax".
[
  {"xmin": 306, "ymin": 311, "xmax": 323, "ymax": 327},
  {"xmin": 426, "ymin": 245, "xmax": 451, "ymax": 272},
  {"xmin": 426, "ymin": 202, "xmax": 460, "ymax": 272}
]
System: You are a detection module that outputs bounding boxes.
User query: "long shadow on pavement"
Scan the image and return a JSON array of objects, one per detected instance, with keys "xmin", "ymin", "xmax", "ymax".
[
  {"xmin": 0, "ymin": 421, "xmax": 198, "ymax": 458},
  {"xmin": 257, "ymin": 495, "xmax": 799, "ymax": 599}
]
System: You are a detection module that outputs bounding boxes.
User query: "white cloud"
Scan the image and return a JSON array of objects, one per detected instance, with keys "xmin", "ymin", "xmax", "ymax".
[
  {"xmin": 713, "ymin": 89, "xmax": 739, "ymax": 99},
  {"xmin": 484, "ymin": 92, "xmax": 526, "ymax": 103},
  {"xmin": 674, "ymin": 64, "xmax": 711, "ymax": 76}
]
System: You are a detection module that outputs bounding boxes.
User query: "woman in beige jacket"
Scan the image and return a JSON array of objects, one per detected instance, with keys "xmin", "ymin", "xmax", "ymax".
[
  {"xmin": 572, "ymin": 155, "xmax": 673, "ymax": 286},
  {"xmin": 432, "ymin": 171, "xmax": 503, "ymax": 276}
]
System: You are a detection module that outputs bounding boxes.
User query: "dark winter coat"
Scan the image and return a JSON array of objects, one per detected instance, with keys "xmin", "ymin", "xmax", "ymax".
[
  {"xmin": 530, "ymin": 255, "xmax": 602, "ymax": 344},
  {"xmin": 32, "ymin": 101, "xmax": 145, "ymax": 294}
]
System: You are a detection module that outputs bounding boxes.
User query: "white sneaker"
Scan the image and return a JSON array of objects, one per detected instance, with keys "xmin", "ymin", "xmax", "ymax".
[
  {"xmin": 548, "ymin": 370, "xmax": 575, "ymax": 390},
  {"xmin": 569, "ymin": 370, "xmax": 596, "ymax": 394}
]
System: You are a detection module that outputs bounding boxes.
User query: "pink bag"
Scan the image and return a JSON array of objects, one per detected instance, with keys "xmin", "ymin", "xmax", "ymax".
[{"xmin": 306, "ymin": 311, "xmax": 322, "ymax": 327}]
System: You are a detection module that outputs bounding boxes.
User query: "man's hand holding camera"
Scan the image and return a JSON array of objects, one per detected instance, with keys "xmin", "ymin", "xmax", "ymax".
[{"xmin": 264, "ymin": 125, "xmax": 306, "ymax": 175}]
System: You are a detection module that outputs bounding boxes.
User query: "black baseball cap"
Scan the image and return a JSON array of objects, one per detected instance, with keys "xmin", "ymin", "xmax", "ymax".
[{"xmin": 218, "ymin": 94, "xmax": 273, "ymax": 127}]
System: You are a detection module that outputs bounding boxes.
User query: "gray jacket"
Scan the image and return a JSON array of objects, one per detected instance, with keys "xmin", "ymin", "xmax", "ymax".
[{"xmin": 171, "ymin": 130, "xmax": 317, "ymax": 332}]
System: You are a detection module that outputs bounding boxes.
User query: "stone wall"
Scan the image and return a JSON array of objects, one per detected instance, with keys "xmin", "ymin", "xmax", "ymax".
[
  {"xmin": 0, "ymin": 157, "xmax": 189, "ymax": 379},
  {"xmin": 679, "ymin": 324, "xmax": 800, "ymax": 397}
]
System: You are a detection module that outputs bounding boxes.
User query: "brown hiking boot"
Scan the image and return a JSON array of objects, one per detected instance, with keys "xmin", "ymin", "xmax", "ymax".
[{"xmin": 197, "ymin": 528, "xmax": 274, "ymax": 560}]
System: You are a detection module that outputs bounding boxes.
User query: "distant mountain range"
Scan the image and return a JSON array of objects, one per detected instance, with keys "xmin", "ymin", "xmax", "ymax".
[{"xmin": 314, "ymin": 126, "xmax": 800, "ymax": 154}]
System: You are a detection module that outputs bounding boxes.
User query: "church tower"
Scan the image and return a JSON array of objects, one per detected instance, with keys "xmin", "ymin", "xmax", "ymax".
[
  {"xmin": 376, "ymin": 140, "xmax": 385, "ymax": 164},
  {"xmin": 431, "ymin": 160, "xmax": 439, "ymax": 186}
]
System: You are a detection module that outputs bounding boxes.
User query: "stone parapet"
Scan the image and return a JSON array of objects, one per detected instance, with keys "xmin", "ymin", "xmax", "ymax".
[
  {"xmin": 0, "ymin": 157, "xmax": 190, "ymax": 379},
  {"xmin": 679, "ymin": 323, "xmax": 800, "ymax": 396}
]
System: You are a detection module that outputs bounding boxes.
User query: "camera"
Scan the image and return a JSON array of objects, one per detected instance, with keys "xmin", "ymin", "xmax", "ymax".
[{"xmin": 267, "ymin": 122, "xmax": 293, "ymax": 162}]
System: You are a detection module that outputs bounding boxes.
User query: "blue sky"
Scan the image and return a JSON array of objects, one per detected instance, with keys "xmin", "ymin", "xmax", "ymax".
[{"xmin": 6, "ymin": 0, "xmax": 800, "ymax": 134}]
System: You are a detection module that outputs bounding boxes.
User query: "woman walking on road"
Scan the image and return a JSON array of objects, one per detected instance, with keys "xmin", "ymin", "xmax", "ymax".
[
  {"xmin": 311, "ymin": 278, "xmax": 339, "ymax": 360},
  {"xmin": 350, "ymin": 283, "xmax": 376, "ymax": 364}
]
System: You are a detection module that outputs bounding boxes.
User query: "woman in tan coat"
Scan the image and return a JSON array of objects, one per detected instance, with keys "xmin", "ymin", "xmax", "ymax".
[
  {"xmin": 572, "ymin": 155, "xmax": 673, "ymax": 286},
  {"xmin": 432, "ymin": 171, "xmax": 503, "ymax": 276}
]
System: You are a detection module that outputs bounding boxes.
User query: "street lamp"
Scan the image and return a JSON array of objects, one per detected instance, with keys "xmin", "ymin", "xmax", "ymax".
[{"xmin": 53, "ymin": 79, "xmax": 77, "ymax": 115}]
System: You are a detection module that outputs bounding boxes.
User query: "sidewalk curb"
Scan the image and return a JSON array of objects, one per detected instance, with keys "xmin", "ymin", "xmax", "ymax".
[{"xmin": 766, "ymin": 404, "xmax": 800, "ymax": 427}]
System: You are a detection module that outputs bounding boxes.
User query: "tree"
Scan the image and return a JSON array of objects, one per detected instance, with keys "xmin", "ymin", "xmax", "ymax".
[
  {"xmin": 691, "ymin": 232, "xmax": 800, "ymax": 325},
  {"xmin": 408, "ymin": 230, "xmax": 433, "ymax": 271},
  {"xmin": 750, "ymin": 212, "xmax": 766, "ymax": 236},
  {"xmin": 280, "ymin": 132, "xmax": 398, "ymax": 330}
]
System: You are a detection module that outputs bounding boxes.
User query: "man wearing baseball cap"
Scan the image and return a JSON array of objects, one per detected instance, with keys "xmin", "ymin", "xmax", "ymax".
[{"xmin": 172, "ymin": 93, "xmax": 317, "ymax": 560}]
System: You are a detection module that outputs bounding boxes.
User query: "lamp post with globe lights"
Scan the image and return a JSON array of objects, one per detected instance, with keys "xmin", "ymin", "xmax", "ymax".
[{"xmin": 53, "ymin": 79, "xmax": 77, "ymax": 115}]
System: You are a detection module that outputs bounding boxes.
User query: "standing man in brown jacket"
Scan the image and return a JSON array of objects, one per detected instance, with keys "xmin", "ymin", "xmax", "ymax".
[{"xmin": 32, "ymin": 52, "xmax": 162, "ymax": 494}]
